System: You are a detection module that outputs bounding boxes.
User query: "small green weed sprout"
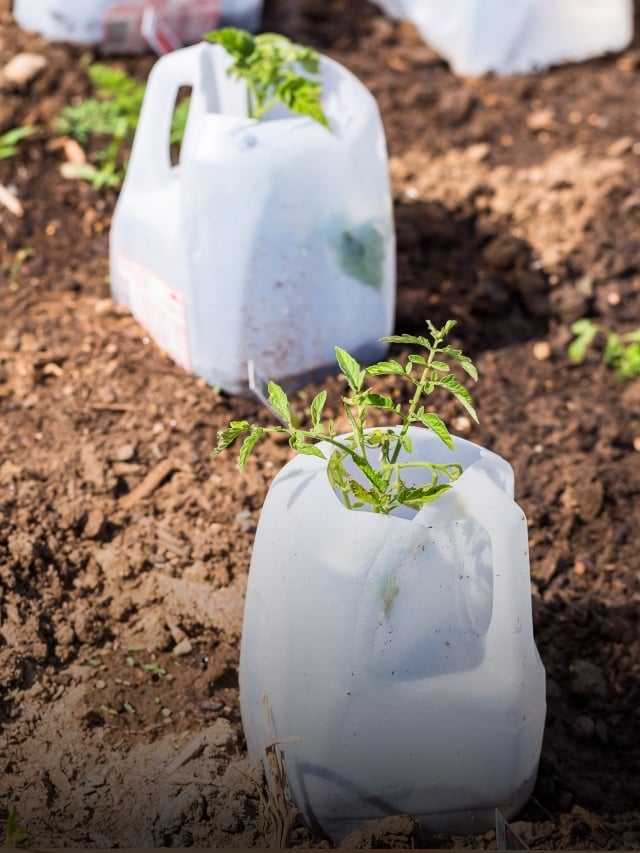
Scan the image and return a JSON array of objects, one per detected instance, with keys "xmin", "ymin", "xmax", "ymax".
[
  {"xmin": 55, "ymin": 63, "xmax": 187, "ymax": 188},
  {"xmin": 203, "ymin": 28, "xmax": 330, "ymax": 129},
  {"xmin": 568, "ymin": 317, "xmax": 640, "ymax": 380},
  {"xmin": 216, "ymin": 320, "xmax": 478, "ymax": 515},
  {"xmin": 0, "ymin": 126, "xmax": 36, "ymax": 160},
  {"xmin": 2, "ymin": 805, "xmax": 34, "ymax": 849}
]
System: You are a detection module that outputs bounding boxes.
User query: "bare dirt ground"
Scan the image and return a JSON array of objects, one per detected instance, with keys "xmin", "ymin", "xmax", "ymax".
[{"xmin": 1, "ymin": 0, "xmax": 639, "ymax": 847}]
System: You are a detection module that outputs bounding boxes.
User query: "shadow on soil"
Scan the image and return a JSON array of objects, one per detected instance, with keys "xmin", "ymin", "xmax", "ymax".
[{"xmin": 393, "ymin": 198, "xmax": 549, "ymax": 351}]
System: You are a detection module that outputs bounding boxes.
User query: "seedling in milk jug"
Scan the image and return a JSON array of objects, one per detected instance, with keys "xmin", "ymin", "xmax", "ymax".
[
  {"xmin": 203, "ymin": 28, "xmax": 330, "ymax": 128},
  {"xmin": 215, "ymin": 320, "xmax": 478, "ymax": 515}
]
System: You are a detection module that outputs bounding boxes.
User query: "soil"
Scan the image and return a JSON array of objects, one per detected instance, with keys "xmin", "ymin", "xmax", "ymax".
[{"xmin": 1, "ymin": 0, "xmax": 640, "ymax": 848}]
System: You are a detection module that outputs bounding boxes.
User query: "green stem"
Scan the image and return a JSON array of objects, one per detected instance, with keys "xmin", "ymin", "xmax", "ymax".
[
  {"xmin": 252, "ymin": 95, "xmax": 281, "ymax": 120},
  {"xmin": 260, "ymin": 425, "xmax": 386, "ymax": 495},
  {"xmin": 389, "ymin": 329, "xmax": 445, "ymax": 465}
]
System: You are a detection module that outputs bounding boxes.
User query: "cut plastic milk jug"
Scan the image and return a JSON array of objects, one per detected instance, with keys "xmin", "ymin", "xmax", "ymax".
[
  {"xmin": 12, "ymin": 0, "xmax": 263, "ymax": 49},
  {"xmin": 110, "ymin": 41, "xmax": 395, "ymax": 394},
  {"xmin": 372, "ymin": 0, "xmax": 633, "ymax": 76},
  {"xmin": 239, "ymin": 426, "xmax": 546, "ymax": 842}
]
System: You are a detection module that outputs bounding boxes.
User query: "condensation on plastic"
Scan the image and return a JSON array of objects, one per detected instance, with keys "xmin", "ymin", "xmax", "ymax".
[
  {"xmin": 11, "ymin": 0, "xmax": 263, "ymax": 46},
  {"xmin": 109, "ymin": 41, "xmax": 395, "ymax": 394},
  {"xmin": 239, "ymin": 426, "xmax": 546, "ymax": 843},
  {"xmin": 372, "ymin": 0, "xmax": 633, "ymax": 76}
]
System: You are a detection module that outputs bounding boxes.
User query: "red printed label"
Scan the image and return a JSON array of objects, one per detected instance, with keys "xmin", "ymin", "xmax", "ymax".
[
  {"xmin": 102, "ymin": 0, "xmax": 221, "ymax": 54},
  {"xmin": 116, "ymin": 253, "xmax": 192, "ymax": 373}
]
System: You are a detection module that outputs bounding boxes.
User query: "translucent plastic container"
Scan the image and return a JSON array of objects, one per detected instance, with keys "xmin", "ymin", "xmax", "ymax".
[
  {"xmin": 239, "ymin": 427, "xmax": 546, "ymax": 842},
  {"xmin": 372, "ymin": 0, "xmax": 632, "ymax": 76},
  {"xmin": 109, "ymin": 41, "xmax": 395, "ymax": 394},
  {"xmin": 12, "ymin": 0, "xmax": 263, "ymax": 48}
]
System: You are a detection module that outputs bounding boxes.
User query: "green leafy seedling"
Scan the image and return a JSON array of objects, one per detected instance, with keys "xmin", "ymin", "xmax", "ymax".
[
  {"xmin": 2, "ymin": 805, "xmax": 34, "ymax": 848},
  {"xmin": 569, "ymin": 317, "xmax": 640, "ymax": 380},
  {"xmin": 204, "ymin": 28, "xmax": 330, "ymax": 129},
  {"xmin": 143, "ymin": 662, "xmax": 167, "ymax": 678},
  {"xmin": 0, "ymin": 126, "xmax": 36, "ymax": 160},
  {"xmin": 216, "ymin": 320, "xmax": 478, "ymax": 515},
  {"xmin": 55, "ymin": 63, "xmax": 187, "ymax": 188}
]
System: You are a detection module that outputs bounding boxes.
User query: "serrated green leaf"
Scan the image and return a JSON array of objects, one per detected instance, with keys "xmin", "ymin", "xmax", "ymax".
[
  {"xmin": 336, "ymin": 346, "xmax": 365, "ymax": 391},
  {"xmin": 440, "ymin": 345, "xmax": 478, "ymax": 380},
  {"xmin": 459, "ymin": 359, "xmax": 478, "ymax": 381},
  {"xmin": 380, "ymin": 333, "xmax": 430, "ymax": 349},
  {"xmin": 362, "ymin": 392, "xmax": 395, "ymax": 410},
  {"xmin": 215, "ymin": 421, "xmax": 251, "ymax": 452},
  {"xmin": 398, "ymin": 482, "xmax": 453, "ymax": 510},
  {"xmin": 294, "ymin": 442, "xmax": 327, "ymax": 459},
  {"xmin": 238, "ymin": 429, "xmax": 264, "ymax": 470},
  {"xmin": 349, "ymin": 478, "xmax": 378, "ymax": 507},
  {"xmin": 436, "ymin": 375, "xmax": 478, "ymax": 422},
  {"xmin": 310, "ymin": 390, "xmax": 327, "ymax": 428},
  {"xmin": 289, "ymin": 432, "xmax": 322, "ymax": 456},
  {"xmin": 427, "ymin": 318, "xmax": 457, "ymax": 340},
  {"xmin": 204, "ymin": 28, "xmax": 329, "ymax": 129},
  {"xmin": 279, "ymin": 76, "xmax": 329, "ymax": 128},
  {"xmin": 267, "ymin": 381, "xmax": 292, "ymax": 425},
  {"xmin": 365, "ymin": 359, "xmax": 406, "ymax": 376},
  {"xmin": 399, "ymin": 432, "xmax": 413, "ymax": 454},
  {"xmin": 415, "ymin": 411, "xmax": 454, "ymax": 448},
  {"xmin": 205, "ymin": 27, "xmax": 256, "ymax": 57}
]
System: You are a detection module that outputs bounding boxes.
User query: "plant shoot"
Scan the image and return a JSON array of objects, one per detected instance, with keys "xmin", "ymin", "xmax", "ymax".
[
  {"xmin": 215, "ymin": 320, "xmax": 479, "ymax": 515},
  {"xmin": 203, "ymin": 28, "xmax": 330, "ymax": 129}
]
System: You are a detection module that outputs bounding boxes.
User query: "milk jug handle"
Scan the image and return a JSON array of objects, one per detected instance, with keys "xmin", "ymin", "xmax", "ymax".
[
  {"xmin": 460, "ymin": 464, "xmax": 535, "ymax": 648},
  {"xmin": 125, "ymin": 44, "xmax": 201, "ymax": 189}
]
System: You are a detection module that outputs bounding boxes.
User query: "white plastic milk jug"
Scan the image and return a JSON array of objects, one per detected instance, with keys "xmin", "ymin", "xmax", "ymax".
[
  {"xmin": 12, "ymin": 0, "xmax": 263, "ymax": 50},
  {"xmin": 372, "ymin": 0, "xmax": 632, "ymax": 76},
  {"xmin": 109, "ymin": 42, "xmax": 395, "ymax": 394},
  {"xmin": 239, "ymin": 427, "xmax": 546, "ymax": 842}
]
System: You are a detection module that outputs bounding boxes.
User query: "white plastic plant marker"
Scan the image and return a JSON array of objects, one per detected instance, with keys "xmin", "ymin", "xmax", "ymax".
[
  {"xmin": 239, "ymin": 426, "xmax": 546, "ymax": 843},
  {"xmin": 12, "ymin": 0, "xmax": 263, "ymax": 51},
  {"xmin": 109, "ymin": 41, "xmax": 395, "ymax": 394},
  {"xmin": 372, "ymin": 0, "xmax": 633, "ymax": 76}
]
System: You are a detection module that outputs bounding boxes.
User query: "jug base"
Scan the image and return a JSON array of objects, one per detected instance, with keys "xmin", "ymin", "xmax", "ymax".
[{"xmin": 312, "ymin": 775, "xmax": 537, "ymax": 845}]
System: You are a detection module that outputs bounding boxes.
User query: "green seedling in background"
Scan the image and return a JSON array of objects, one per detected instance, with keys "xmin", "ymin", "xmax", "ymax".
[
  {"xmin": 216, "ymin": 320, "xmax": 478, "ymax": 515},
  {"xmin": 143, "ymin": 662, "xmax": 167, "ymax": 678},
  {"xmin": 204, "ymin": 28, "xmax": 330, "ymax": 129},
  {"xmin": 0, "ymin": 126, "xmax": 36, "ymax": 160},
  {"xmin": 7, "ymin": 248, "xmax": 34, "ymax": 284},
  {"xmin": 568, "ymin": 317, "xmax": 640, "ymax": 379},
  {"xmin": 2, "ymin": 805, "xmax": 34, "ymax": 848},
  {"xmin": 55, "ymin": 63, "xmax": 188, "ymax": 189}
]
